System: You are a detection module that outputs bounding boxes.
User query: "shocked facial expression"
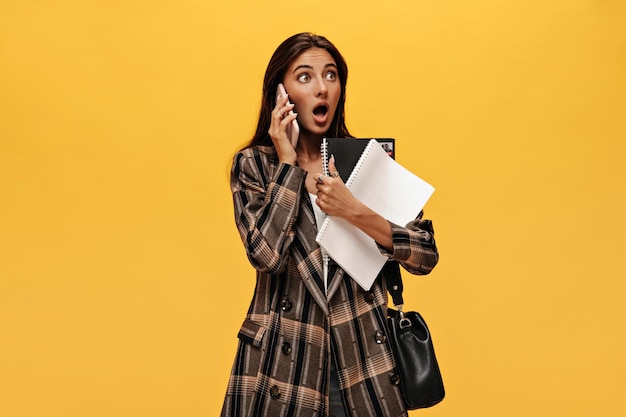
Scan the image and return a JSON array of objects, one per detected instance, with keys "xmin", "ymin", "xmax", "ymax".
[{"xmin": 282, "ymin": 48, "xmax": 341, "ymax": 138}]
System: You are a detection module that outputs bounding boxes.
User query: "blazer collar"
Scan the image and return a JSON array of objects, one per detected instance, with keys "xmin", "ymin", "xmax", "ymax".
[{"xmin": 293, "ymin": 194, "xmax": 338, "ymax": 314}]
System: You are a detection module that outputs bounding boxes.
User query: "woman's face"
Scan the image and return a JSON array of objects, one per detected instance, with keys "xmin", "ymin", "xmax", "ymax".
[{"xmin": 282, "ymin": 48, "xmax": 341, "ymax": 138}]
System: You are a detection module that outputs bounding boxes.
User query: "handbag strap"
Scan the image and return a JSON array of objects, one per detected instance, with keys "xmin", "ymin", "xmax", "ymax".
[{"xmin": 383, "ymin": 261, "xmax": 404, "ymax": 307}]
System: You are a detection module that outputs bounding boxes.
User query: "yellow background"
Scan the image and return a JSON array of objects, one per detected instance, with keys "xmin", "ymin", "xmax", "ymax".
[{"xmin": 1, "ymin": 1, "xmax": 625, "ymax": 416}]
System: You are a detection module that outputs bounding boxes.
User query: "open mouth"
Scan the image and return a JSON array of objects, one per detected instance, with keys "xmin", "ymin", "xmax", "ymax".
[{"xmin": 313, "ymin": 104, "xmax": 328, "ymax": 117}]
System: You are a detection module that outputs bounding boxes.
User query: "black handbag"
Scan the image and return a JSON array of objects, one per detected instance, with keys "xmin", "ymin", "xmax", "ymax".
[{"xmin": 383, "ymin": 261, "xmax": 445, "ymax": 409}]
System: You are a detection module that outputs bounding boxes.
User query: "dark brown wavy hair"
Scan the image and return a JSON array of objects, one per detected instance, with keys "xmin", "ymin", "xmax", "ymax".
[{"xmin": 243, "ymin": 33, "xmax": 352, "ymax": 150}]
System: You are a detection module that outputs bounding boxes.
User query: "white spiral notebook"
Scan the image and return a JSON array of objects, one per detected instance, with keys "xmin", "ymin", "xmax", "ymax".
[{"xmin": 315, "ymin": 138, "xmax": 435, "ymax": 290}]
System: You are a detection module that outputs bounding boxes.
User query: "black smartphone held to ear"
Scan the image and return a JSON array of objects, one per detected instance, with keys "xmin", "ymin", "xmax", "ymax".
[{"xmin": 276, "ymin": 83, "xmax": 300, "ymax": 148}]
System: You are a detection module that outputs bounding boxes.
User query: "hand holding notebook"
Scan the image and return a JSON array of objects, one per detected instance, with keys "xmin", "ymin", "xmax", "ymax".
[{"xmin": 316, "ymin": 138, "xmax": 435, "ymax": 290}]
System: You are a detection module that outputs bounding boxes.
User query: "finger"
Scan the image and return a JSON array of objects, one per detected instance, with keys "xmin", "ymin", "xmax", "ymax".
[
  {"xmin": 281, "ymin": 111, "xmax": 298, "ymax": 126},
  {"xmin": 272, "ymin": 93, "xmax": 293, "ymax": 112},
  {"xmin": 327, "ymin": 156, "xmax": 341, "ymax": 180},
  {"xmin": 269, "ymin": 103, "xmax": 296, "ymax": 142},
  {"xmin": 272, "ymin": 102, "xmax": 295, "ymax": 120},
  {"xmin": 315, "ymin": 194, "xmax": 324, "ymax": 209},
  {"xmin": 275, "ymin": 91, "xmax": 290, "ymax": 106},
  {"xmin": 276, "ymin": 94, "xmax": 294, "ymax": 111}
]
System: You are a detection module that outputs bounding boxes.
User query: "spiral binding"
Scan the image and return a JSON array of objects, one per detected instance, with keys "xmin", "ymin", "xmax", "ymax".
[
  {"xmin": 321, "ymin": 138, "xmax": 330, "ymax": 176},
  {"xmin": 319, "ymin": 138, "xmax": 331, "ymax": 293}
]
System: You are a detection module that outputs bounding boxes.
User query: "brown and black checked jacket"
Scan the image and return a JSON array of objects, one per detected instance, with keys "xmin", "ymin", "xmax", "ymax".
[{"xmin": 221, "ymin": 145, "xmax": 439, "ymax": 417}]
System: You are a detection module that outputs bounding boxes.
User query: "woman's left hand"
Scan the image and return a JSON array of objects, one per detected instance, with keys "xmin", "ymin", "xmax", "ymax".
[
  {"xmin": 313, "ymin": 157, "xmax": 359, "ymax": 218},
  {"xmin": 314, "ymin": 156, "xmax": 394, "ymax": 250}
]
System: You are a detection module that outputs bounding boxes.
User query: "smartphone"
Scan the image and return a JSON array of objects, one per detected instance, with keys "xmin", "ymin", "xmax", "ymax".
[{"xmin": 276, "ymin": 83, "xmax": 300, "ymax": 148}]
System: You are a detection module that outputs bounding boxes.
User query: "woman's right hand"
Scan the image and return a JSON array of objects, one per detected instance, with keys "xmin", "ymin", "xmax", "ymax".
[{"xmin": 268, "ymin": 93, "xmax": 298, "ymax": 165}]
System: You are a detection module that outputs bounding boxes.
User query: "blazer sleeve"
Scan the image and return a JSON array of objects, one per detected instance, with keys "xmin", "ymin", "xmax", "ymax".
[
  {"xmin": 230, "ymin": 149, "xmax": 307, "ymax": 274},
  {"xmin": 378, "ymin": 211, "xmax": 439, "ymax": 275}
]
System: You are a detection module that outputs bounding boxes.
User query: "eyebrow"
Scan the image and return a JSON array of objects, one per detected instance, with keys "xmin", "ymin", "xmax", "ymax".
[{"xmin": 292, "ymin": 63, "xmax": 338, "ymax": 73}]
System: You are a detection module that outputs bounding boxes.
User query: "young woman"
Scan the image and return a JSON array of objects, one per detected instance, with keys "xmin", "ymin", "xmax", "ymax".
[{"xmin": 222, "ymin": 32, "xmax": 439, "ymax": 417}]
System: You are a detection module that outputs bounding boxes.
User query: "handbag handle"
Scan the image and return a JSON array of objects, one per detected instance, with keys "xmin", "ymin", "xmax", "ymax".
[
  {"xmin": 383, "ymin": 260, "xmax": 404, "ymax": 306},
  {"xmin": 384, "ymin": 261, "xmax": 414, "ymax": 327}
]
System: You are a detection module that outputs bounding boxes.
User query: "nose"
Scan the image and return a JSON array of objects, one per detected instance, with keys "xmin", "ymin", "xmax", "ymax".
[{"xmin": 315, "ymin": 77, "xmax": 329, "ymax": 98}]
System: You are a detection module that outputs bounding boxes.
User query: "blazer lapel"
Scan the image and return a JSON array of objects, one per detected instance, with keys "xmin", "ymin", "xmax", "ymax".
[
  {"xmin": 293, "ymin": 194, "xmax": 329, "ymax": 315},
  {"xmin": 325, "ymin": 261, "xmax": 345, "ymax": 302}
]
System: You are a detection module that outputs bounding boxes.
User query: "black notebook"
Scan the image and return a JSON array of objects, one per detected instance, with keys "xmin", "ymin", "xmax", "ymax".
[
  {"xmin": 323, "ymin": 138, "xmax": 395, "ymax": 182},
  {"xmin": 316, "ymin": 138, "xmax": 434, "ymax": 290}
]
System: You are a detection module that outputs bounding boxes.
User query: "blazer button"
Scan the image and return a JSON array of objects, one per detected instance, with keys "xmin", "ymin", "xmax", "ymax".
[
  {"xmin": 281, "ymin": 342, "xmax": 292, "ymax": 355},
  {"xmin": 375, "ymin": 330, "xmax": 387, "ymax": 344},
  {"xmin": 269, "ymin": 385, "xmax": 281, "ymax": 399},
  {"xmin": 281, "ymin": 298, "xmax": 293, "ymax": 312},
  {"xmin": 390, "ymin": 371, "xmax": 401, "ymax": 386},
  {"xmin": 363, "ymin": 291, "xmax": 374, "ymax": 303}
]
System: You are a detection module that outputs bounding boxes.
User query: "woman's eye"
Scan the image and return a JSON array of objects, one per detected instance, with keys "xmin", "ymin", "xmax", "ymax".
[
  {"xmin": 325, "ymin": 71, "xmax": 337, "ymax": 81},
  {"xmin": 297, "ymin": 73, "xmax": 310, "ymax": 82}
]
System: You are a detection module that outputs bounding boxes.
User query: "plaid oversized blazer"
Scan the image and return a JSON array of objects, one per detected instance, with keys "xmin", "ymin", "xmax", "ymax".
[{"xmin": 221, "ymin": 145, "xmax": 439, "ymax": 417}]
